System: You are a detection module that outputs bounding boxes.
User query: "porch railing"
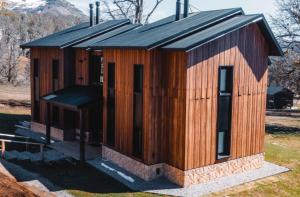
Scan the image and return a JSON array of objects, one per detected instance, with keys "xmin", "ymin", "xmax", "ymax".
[{"xmin": 0, "ymin": 133, "xmax": 45, "ymax": 160}]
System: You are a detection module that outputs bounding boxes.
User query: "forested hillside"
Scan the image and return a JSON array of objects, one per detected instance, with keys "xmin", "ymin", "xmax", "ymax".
[{"xmin": 0, "ymin": 1, "xmax": 87, "ymax": 85}]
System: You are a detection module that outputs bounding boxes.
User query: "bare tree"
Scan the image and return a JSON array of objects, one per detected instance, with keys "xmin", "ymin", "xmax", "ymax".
[
  {"xmin": 270, "ymin": 0, "xmax": 300, "ymax": 94},
  {"xmin": 102, "ymin": 0, "xmax": 164, "ymax": 24},
  {"xmin": 0, "ymin": 9, "xmax": 82, "ymax": 85}
]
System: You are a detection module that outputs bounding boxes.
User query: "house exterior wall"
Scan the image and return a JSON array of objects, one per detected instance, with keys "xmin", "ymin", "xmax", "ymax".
[
  {"xmin": 75, "ymin": 49, "xmax": 90, "ymax": 85},
  {"xmin": 101, "ymin": 23, "xmax": 269, "ymax": 186},
  {"xmin": 102, "ymin": 49, "xmax": 162, "ymax": 165},
  {"xmin": 184, "ymin": 23, "xmax": 269, "ymax": 170},
  {"xmin": 102, "ymin": 49, "xmax": 189, "ymax": 168},
  {"xmin": 30, "ymin": 48, "xmax": 65, "ymax": 125}
]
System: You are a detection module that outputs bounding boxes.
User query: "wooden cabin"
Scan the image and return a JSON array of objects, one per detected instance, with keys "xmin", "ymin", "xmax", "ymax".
[{"xmin": 21, "ymin": 1, "xmax": 282, "ymax": 187}]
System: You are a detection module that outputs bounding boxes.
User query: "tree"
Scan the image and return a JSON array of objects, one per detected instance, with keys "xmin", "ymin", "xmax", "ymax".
[
  {"xmin": 270, "ymin": 0, "xmax": 300, "ymax": 94},
  {"xmin": 102, "ymin": 0, "xmax": 165, "ymax": 24},
  {"xmin": 0, "ymin": 8, "xmax": 83, "ymax": 85}
]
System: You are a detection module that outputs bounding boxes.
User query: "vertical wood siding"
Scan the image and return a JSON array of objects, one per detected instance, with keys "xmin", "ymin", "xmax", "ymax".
[
  {"xmin": 185, "ymin": 23, "xmax": 269, "ymax": 170},
  {"xmin": 75, "ymin": 49, "xmax": 90, "ymax": 85},
  {"xmin": 30, "ymin": 48, "xmax": 65, "ymax": 125}
]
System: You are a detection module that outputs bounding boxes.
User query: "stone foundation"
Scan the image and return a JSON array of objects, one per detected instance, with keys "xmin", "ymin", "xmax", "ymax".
[
  {"xmin": 165, "ymin": 154, "xmax": 264, "ymax": 187},
  {"xmin": 31, "ymin": 121, "xmax": 64, "ymax": 141},
  {"xmin": 102, "ymin": 146, "xmax": 164, "ymax": 181},
  {"xmin": 102, "ymin": 145, "xmax": 264, "ymax": 187}
]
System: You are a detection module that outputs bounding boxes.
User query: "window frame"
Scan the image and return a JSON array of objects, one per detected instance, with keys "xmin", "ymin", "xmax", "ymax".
[
  {"xmin": 52, "ymin": 59, "xmax": 59, "ymax": 91},
  {"xmin": 216, "ymin": 66, "xmax": 234, "ymax": 160},
  {"xmin": 33, "ymin": 59, "xmax": 40, "ymax": 122},
  {"xmin": 106, "ymin": 62, "xmax": 116, "ymax": 147},
  {"xmin": 132, "ymin": 64, "xmax": 144, "ymax": 159}
]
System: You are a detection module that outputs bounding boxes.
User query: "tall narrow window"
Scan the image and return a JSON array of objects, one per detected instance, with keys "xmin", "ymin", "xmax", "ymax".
[
  {"xmin": 133, "ymin": 64, "xmax": 143, "ymax": 159},
  {"xmin": 107, "ymin": 63, "xmax": 115, "ymax": 147},
  {"xmin": 52, "ymin": 59, "xmax": 59, "ymax": 91},
  {"xmin": 33, "ymin": 59, "xmax": 40, "ymax": 122},
  {"xmin": 217, "ymin": 66, "xmax": 233, "ymax": 159}
]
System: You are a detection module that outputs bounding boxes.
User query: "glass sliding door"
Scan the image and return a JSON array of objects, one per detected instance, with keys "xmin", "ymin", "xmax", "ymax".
[{"xmin": 217, "ymin": 66, "xmax": 233, "ymax": 159}]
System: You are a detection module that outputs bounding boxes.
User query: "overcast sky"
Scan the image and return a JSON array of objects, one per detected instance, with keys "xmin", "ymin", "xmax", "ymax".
[{"xmin": 67, "ymin": 0, "xmax": 277, "ymax": 22}]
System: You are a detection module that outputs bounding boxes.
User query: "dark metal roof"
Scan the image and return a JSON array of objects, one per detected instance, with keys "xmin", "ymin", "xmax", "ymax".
[
  {"xmin": 162, "ymin": 15, "xmax": 283, "ymax": 56},
  {"xmin": 41, "ymin": 86, "xmax": 101, "ymax": 110},
  {"xmin": 90, "ymin": 8, "xmax": 244, "ymax": 49},
  {"xmin": 73, "ymin": 24, "xmax": 141, "ymax": 48},
  {"xmin": 20, "ymin": 19, "xmax": 130, "ymax": 49}
]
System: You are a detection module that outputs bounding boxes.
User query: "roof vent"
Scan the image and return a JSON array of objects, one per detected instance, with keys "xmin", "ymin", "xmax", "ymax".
[
  {"xmin": 95, "ymin": 1, "xmax": 100, "ymax": 24},
  {"xmin": 89, "ymin": 3, "xmax": 94, "ymax": 27},
  {"xmin": 175, "ymin": 0, "xmax": 181, "ymax": 21},
  {"xmin": 184, "ymin": 0, "xmax": 189, "ymax": 18}
]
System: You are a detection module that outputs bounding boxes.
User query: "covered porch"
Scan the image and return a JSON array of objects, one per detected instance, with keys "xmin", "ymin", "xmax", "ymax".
[{"xmin": 41, "ymin": 85, "xmax": 102, "ymax": 162}]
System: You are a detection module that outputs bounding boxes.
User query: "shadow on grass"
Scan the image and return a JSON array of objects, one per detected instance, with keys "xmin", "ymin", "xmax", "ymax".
[
  {"xmin": 0, "ymin": 113, "xmax": 30, "ymax": 134},
  {"xmin": 8, "ymin": 159, "xmax": 132, "ymax": 195},
  {"xmin": 266, "ymin": 124, "xmax": 300, "ymax": 134}
]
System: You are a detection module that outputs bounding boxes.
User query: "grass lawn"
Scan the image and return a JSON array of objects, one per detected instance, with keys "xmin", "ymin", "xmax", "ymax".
[
  {"xmin": 0, "ymin": 105, "xmax": 30, "ymax": 134},
  {"xmin": 0, "ymin": 104, "xmax": 299, "ymax": 196}
]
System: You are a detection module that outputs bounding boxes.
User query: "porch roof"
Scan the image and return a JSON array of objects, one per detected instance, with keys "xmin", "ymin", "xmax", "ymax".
[{"xmin": 41, "ymin": 86, "xmax": 101, "ymax": 110}]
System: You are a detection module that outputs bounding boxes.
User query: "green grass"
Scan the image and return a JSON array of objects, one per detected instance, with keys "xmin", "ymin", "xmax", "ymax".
[
  {"xmin": 0, "ymin": 106, "xmax": 30, "ymax": 134},
  {"xmin": 210, "ymin": 134, "xmax": 300, "ymax": 197}
]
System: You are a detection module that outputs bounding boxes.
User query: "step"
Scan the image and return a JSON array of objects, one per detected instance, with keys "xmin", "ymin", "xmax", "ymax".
[
  {"xmin": 4, "ymin": 150, "xmax": 20, "ymax": 160},
  {"xmin": 21, "ymin": 152, "xmax": 43, "ymax": 162},
  {"xmin": 43, "ymin": 150, "xmax": 67, "ymax": 162},
  {"xmin": 17, "ymin": 151, "xmax": 31, "ymax": 161}
]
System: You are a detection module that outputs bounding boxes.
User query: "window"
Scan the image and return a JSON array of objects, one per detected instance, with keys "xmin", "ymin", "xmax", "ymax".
[
  {"xmin": 217, "ymin": 66, "xmax": 233, "ymax": 159},
  {"xmin": 89, "ymin": 55, "xmax": 103, "ymax": 86},
  {"xmin": 52, "ymin": 106, "xmax": 59, "ymax": 127},
  {"xmin": 34, "ymin": 59, "xmax": 39, "ymax": 77},
  {"xmin": 106, "ymin": 63, "xmax": 115, "ymax": 147},
  {"xmin": 33, "ymin": 101, "xmax": 40, "ymax": 122},
  {"xmin": 52, "ymin": 59, "xmax": 59, "ymax": 91},
  {"xmin": 33, "ymin": 59, "xmax": 40, "ymax": 122},
  {"xmin": 133, "ymin": 64, "xmax": 143, "ymax": 158}
]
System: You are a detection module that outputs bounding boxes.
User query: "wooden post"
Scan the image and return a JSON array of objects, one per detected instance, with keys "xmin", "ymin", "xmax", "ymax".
[
  {"xmin": 46, "ymin": 103, "xmax": 51, "ymax": 144},
  {"xmin": 1, "ymin": 141, "xmax": 5, "ymax": 159},
  {"xmin": 79, "ymin": 109, "xmax": 85, "ymax": 162},
  {"xmin": 40, "ymin": 144, "xmax": 44, "ymax": 161}
]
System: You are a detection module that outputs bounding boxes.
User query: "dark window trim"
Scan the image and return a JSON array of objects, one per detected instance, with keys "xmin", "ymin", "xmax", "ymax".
[{"xmin": 216, "ymin": 65, "xmax": 234, "ymax": 160}]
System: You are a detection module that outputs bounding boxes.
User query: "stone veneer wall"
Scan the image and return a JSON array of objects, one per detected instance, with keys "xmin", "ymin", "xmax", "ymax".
[
  {"xmin": 102, "ymin": 146, "xmax": 164, "ymax": 181},
  {"xmin": 102, "ymin": 145, "xmax": 264, "ymax": 187},
  {"xmin": 164, "ymin": 153, "xmax": 264, "ymax": 187},
  {"xmin": 31, "ymin": 121, "xmax": 64, "ymax": 141}
]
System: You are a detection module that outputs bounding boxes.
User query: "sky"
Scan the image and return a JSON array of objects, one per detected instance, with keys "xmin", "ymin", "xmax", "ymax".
[{"xmin": 67, "ymin": 0, "xmax": 278, "ymax": 22}]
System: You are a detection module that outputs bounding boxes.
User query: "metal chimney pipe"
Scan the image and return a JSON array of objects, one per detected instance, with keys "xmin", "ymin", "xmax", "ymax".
[
  {"xmin": 175, "ymin": 0, "xmax": 181, "ymax": 21},
  {"xmin": 89, "ymin": 3, "xmax": 94, "ymax": 27},
  {"xmin": 184, "ymin": 0, "xmax": 189, "ymax": 18},
  {"xmin": 95, "ymin": 1, "xmax": 100, "ymax": 24}
]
